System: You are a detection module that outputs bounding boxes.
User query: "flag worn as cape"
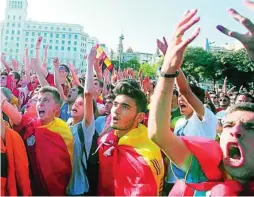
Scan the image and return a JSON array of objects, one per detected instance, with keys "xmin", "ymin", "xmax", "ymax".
[
  {"xmin": 169, "ymin": 137, "xmax": 254, "ymax": 196},
  {"xmin": 95, "ymin": 44, "xmax": 114, "ymax": 73},
  {"xmin": 14, "ymin": 116, "xmax": 73, "ymax": 196},
  {"xmin": 98, "ymin": 124, "xmax": 164, "ymax": 196},
  {"xmin": 1, "ymin": 126, "xmax": 31, "ymax": 196}
]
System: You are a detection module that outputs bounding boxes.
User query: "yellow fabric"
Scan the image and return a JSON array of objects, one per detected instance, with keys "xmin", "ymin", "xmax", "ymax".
[
  {"xmin": 117, "ymin": 124, "xmax": 165, "ymax": 195},
  {"xmin": 96, "ymin": 45, "xmax": 104, "ymax": 58},
  {"xmin": 39, "ymin": 118, "xmax": 73, "ymax": 162},
  {"xmin": 104, "ymin": 58, "xmax": 111, "ymax": 66},
  {"xmin": 10, "ymin": 96, "xmax": 19, "ymax": 107}
]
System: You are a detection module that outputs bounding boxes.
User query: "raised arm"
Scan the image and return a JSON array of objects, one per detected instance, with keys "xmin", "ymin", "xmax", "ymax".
[
  {"xmin": 67, "ymin": 62, "xmax": 81, "ymax": 86},
  {"xmin": 30, "ymin": 58, "xmax": 48, "ymax": 87},
  {"xmin": 84, "ymin": 47, "xmax": 96, "ymax": 128},
  {"xmin": 1, "ymin": 92, "xmax": 22, "ymax": 125},
  {"xmin": 1, "ymin": 53, "xmax": 11, "ymax": 73},
  {"xmin": 24, "ymin": 48, "xmax": 31, "ymax": 83},
  {"xmin": 217, "ymin": 1, "xmax": 254, "ymax": 60},
  {"xmin": 53, "ymin": 57, "xmax": 67, "ymax": 101},
  {"xmin": 35, "ymin": 37, "xmax": 48, "ymax": 78},
  {"xmin": 149, "ymin": 9, "xmax": 200, "ymax": 166}
]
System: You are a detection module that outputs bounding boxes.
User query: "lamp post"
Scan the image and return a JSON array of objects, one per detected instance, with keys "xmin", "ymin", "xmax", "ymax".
[{"xmin": 118, "ymin": 34, "xmax": 124, "ymax": 71}]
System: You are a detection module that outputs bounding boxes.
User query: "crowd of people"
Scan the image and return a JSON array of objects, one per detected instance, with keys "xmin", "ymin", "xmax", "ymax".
[{"xmin": 1, "ymin": 0, "xmax": 254, "ymax": 196}]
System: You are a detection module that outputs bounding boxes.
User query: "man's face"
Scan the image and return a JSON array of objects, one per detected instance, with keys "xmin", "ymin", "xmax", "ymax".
[
  {"xmin": 94, "ymin": 80, "xmax": 103, "ymax": 95},
  {"xmin": 26, "ymin": 94, "xmax": 38, "ymax": 114},
  {"xmin": 178, "ymin": 94, "xmax": 193, "ymax": 118},
  {"xmin": 210, "ymin": 94, "xmax": 218, "ymax": 105},
  {"xmin": 36, "ymin": 92, "xmax": 58, "ymax": 124},
  {"xmin": 219, "ymin": 97, "xmax": 230, "ymax": 108},
  {"xmin": 67, "ymin": 87, "xmax": 79, "ymax": 102},
  {"xmin": 71, "ymin": 96, "xmax": 84, "ymax": 119},
  {"xmin": 220, "ymin": 110, "xmax": 254, "ymax": 179},
  {"xmin": 235, "ymin": 95, "xmax": 250, "ymax": 105},
  {"xmin": 111, "ymin": 95, "xmax": 143, "ymax": 131},
  {"xmin": 105, "ymin": 98, "xmax": 114, "ymax": 115},
  {"xmin": 0, "ymin": 75, "xmax": 7, "ymax": 87},
  {"xmin": 9, "ymin": 72, "xmax": 18, "ymax": 85},
  {"xmin": 31, "ymin": 74, "xmax": 39, "ymax": 88},
  {"xmin": 59, "ymin": 66, "xmax": 68, "ymax": 80}
]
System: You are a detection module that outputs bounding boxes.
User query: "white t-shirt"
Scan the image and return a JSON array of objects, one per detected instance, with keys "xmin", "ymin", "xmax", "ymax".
[
  {"xmin": 173, "ymin": 107, "xmax": 217, "ymax": 139},
  {"xmin": 167, "ymin": 107, "xmax": 217, "ymax": 184}
]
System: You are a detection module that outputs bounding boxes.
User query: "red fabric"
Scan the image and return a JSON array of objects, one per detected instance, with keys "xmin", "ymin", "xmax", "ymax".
[
  {"xmin": 170, "ymin": 137, "xmax": 254, "ymax": 196},
  {"xmin": 6, "ymin": 76, "xmax": 20, "ymax": 98},
  {"xmin": 13, "ymin": 115, "xmax": 71, "ymax": 196},
  {"xmin": 98, "ymin": 132, "xmax": 157, "ymax": 196},
  {"xmin": 46, "ymin": 73, "xmax": 69, "ymax": 96}
]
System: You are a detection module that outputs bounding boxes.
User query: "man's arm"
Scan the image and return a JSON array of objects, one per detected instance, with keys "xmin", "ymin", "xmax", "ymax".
[
  {"xmin": 176, "ymin": 70, "xmax": 205, "ymax": 119},
  {"xmin": 84, "ymin": 48, "xmax": 96, "ymax": 128},
  {"xmin": 30, "ymin": 58, "xmax": 49, "ymax": 87},
  {"xmin": 1, "ymin": 92, "xmax": 22, "ymax": 125},
  {"xmin": 67, "ymin": 62, "xmax": 81, "ymax": 86},
  {"xmin": 53, "ymin": 57, "xmax": 67, "ymax": 101},
  {"xmin": 24, "ymin": 48, "xmax": 31, "ymax": 83},
  {"xmin": 149, "ymin": 9, "xmax": 200, "ymax": 166},
  {"xmin": 1, "ymin": 53, "xmax": 11, "ymax": 73}
]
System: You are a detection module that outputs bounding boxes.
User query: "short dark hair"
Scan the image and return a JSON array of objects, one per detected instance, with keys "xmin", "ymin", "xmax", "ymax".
[
  {"xmin": 120, "ymin": 79, "xmax": 141, "ymax": 90},
  {"xmin": 104, "ymin": 94, "xmax": 116, "ymax": 101},
  {"xmin": 113, "ymin": 81, "xmax": 147, "ymax": 113},
  {"xmin": 10, "ymin": 71, "xmax": 21, "ymax": 84},
  {"xmin": 77, "ymin": 85, "xmax": 84, "ymax": 96},
  {"xmin": 60, "ymin": 64, "xmax": 70, "ymax": 74},
  {"xmin": 235, "ymin": 93, "xmax": 254, "ymax": 103},
  {"xmin": 39, "ymin": 86, "xmax": 62, "ymax": 105},
  {"xmin": 94, "ymin": 78, "xmax": 104, "ymax": 88},
  {"xmin": 221, "ymin": 95, "xmax": 230, "ymax": 101},
  {"xmin": 1, "ymin": 72, "xmax": 8, "ymax": 76},
  {"xmin": 190, "ymin": 84, "xmax": 205, "ymax": 103},
  {"xmin": 227, "ymin": 102, "xmax": 254, "ymax": 114}
]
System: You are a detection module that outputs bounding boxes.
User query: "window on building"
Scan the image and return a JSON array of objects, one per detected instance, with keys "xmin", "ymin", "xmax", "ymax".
[
  {"xmin": 25, "ymin": 38, "xmax": 28, "ymax": 42},
  {"xmin": 32, "ymin": 32, "xmax": 35, "ymax": 36},
  {"xmin": 5, "ymin": 42, "xmax": 7, "ymax": 46},
  {"xmin": 43, "ymin": 45, "xmax": 46, "ymax": 49},
  {"xmin": 7, "ymin": 23, "xmax": 10, "ymax": 27},
  {"xmin": 18, "ymin": 23, "xmax": 21, "ymax": 28},
  {"xmin": 62, "ymin": 34, "xmax": 65, "ymax": 39},
  {"xmin": 31, "ymin": 44, "xmax": 34, "ymax": 48},
  {"xmin": 67, "ymin": 47, "xmax": 71, "ymax": 51},
  {"xmin": 50, "ymin": 33, "xmax": 53, "ymax": 38},
  {"xmin": 39, "ymin": 26, "xmax": 42, "ymax": 29},
  {"xmin": 5, "ymin": 36, "xmax": 8, "ymax": 40},
  {"xmin": 63, "ymin": 28, "xmax": 66, "ymax": 31},
  {"xmin": 56, "ymin": 34, "xmax": 59, "ymax": 38},
  {"xmin": 61, "ymin": 46, "xmax": 64, "ymax": 50},
  {"xmin": 26, "ymin": 32, "xmax": 29, "ymax": 36},
  {"xmin": 8, "ymin": 15, "xmax": 10, "ymax": 20},
  {"xmin": 6, "ymin": 30, "xmax": 9, "ymax": 34},
  {"xmin": 13, "ymin": 16, "xmax": 15, "ymax": 20},
  {"xmin": 12, "ymin": 23, "xmax": 15, "ymax": 27},
  {"xmin": 16, "ymin": 43, "xmax": 19, "ymax": 47},
  {"xmin": 19, "ymin": 16, "xmax": 21, "ymax": 20},
  {"xmin": 50, "ymin": 40, "xmax": 53, "ymax": 43},
  {"xmin": 74, "ymin": 47, "xmax": 77, "ymax": 52},
  {"xmin": 11, "ymin": 37, "xmax": 14, "ymax": 40},
  {"xmin": 75, "ymin": 35, "xmax": 78, "ymax": 39},
  {"xmin": 45, "ymin": 27, "xmax": 48, "ymax": 30},
  {"xmin": 62, "ymin": 40, "xmax": 65, "ymax": 44},
  {"xmin": 55, "ymin": 46, "xmax": 58, "ymax": 50},
  {"xmin": 10, "ymin": 49, "xmax": 13, "ymax": 53},
  {"xmin": 27, "ymin": 25, "xmax": 30, "ymax": 28},
  {"xmin": 31, "ymin": 38, "xmax": 34, "ymax": 42},
  {"xmin": 44, "ymin": 33, "xmax": 47, "ymax": 37},
  {"xmin": 4, "ymin": 48, "xmax": 7, "ymax": 52},
  {"xmin": 17, "ymin": 37, "xmax": 20, "ymax": 41},
  {"xmin": 30, "ymin": 50, "xmax": 33, "ymax": 55},
  {"xmin": 12, "ymin": 30, "xmax": 15, "ymax": 35},
  {"xmin": 38, "ymin": 32, "xmax": 41, "ymax": 36},
  {"xmin": 25, "ymin": 44, "xmax": 28, "ymax": 47},
  {"xmin": 68, "ymin": 41, "xmax": 71, "ymax": 45},
  {"xmin": 33, "ymin": 26, "xmax": 36, "ymax": 29},
  {"xmin": 49, "ymin": 46, "xmax": 52, "ymax": 50},
  {"xmin": 56, "ymin": 40, "xmax": 59, "ymax": 44},
  {"xmin": 17, "ymin": 30, "xmax": 20, "ymax": 35},
  {"xmin": 16, "ymin": 49, "xmax": 19, "ymax": 53},
  {"xmin": 51, "ymin": 27, "xmax": 54, "ymax": 30},
  {"xmin": 69, "ymin": 28, "xmax": 72, "ymax": 31},
  {"xmin": 74, "ymin": 41, "xmax": 77, "ymax": 45},
  {"xmin": 43, "ymin": 39, "xmax": 46, "ymax": 43}
]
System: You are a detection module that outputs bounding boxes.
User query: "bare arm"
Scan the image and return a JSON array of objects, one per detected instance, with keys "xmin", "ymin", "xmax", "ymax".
[
  {"xmin": 149, "ymin": 9, "xmax": 200, "ymax": 166},
  {"xmin": 1, "ymin": 53, "xmax": 11, "ymax": 73},
  {"xmin": 24, "ymin": 48, "xmax": 31, "ymax": 83},
  {"xmin": 84, "ymin": 47, "xmax": 96, "ymax": 128},
  {"xmin": 1, "ymin": 93, "xmax": 22, "ymax": 125},
  {"xmin": 67, "ymin": 62, "xmax": 81, "ymax": 86},
  {"xmin": 41, "ymin": 44, "xmax": 49, "ymax": 77},
  {"xmin": 30, "ymin": 58, "xmax": 49, "ymax": 87},
  {"xmin": 176, "ymin": 70, "xmax": 205, "ymax": 119},
  {"xmin": 53, "ymin": 57, "xmax": 67, "ymax": 101}
]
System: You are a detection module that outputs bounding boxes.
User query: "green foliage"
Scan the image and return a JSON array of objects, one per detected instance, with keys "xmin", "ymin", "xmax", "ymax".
[{"xmin": 140, "ymin": 63, "xmax": 158, "ymax": 78}]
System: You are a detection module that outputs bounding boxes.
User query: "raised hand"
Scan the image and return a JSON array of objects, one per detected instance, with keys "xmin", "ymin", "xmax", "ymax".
[
  {"xmin": 30, "ymin": 58, "xmax": 40, "ymax": 71},
  {"xmin": 157, "ymin": 37, "xmax": 168, "ymax": 56},
  {"xmin": 217, "ymin": 4, "xmax": 254, "ymax": 60},
  {"xmin": 53, "ymin": 57, "xmax": 60, "ymax": 68},
  {"xmin": 36, "ymin": 36, "xmax": 43, "ymax": 49},
  {"xmin": 67, "ymin": 62, "xmax": 75, "ymax": 72},
  {"xmin": 11, "ymin": 59, "xmax": 19, "ymax": 71},
  {"xmin": 161, "ymin": 9, "xmax": 200, "ymax": 73}
]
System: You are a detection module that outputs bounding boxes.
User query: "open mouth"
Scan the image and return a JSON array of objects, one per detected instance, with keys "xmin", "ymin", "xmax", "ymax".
[
  {"xmin": 38, "ymin": 109, "xmax": 45, "ymax": 117},
  {"xmin": 179, "ymin": 103, "xmax": 187, "ymax": 111},
  {"xmin": 112, "ymin": 116, "xmax": 119, "ymax": 122},
  {"xmin": 71, "ymin": 108, "xmax": 78, "ymax": 113},
  {"xmin": 225, "ymin": 142, "xmax": 244, "ymax": 167}
]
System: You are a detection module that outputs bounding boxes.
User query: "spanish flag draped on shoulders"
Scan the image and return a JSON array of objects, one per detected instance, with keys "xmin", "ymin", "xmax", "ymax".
[
  {"xmin": 13, "ymin": 115, "xmax": 73, "ymax": 196},
  {"xmin": 98, "ymin": 123, "xmax": 164, "ymax": 196}
]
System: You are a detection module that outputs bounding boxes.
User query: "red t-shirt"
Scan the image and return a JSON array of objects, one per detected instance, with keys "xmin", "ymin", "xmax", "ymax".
[
  {"xmin": 46, "ymin": 74, "xmax": 69, "ymax": 97},
  {"xmin": 6, "ymin": 76, "xmax": 20, "ymax": 98}
]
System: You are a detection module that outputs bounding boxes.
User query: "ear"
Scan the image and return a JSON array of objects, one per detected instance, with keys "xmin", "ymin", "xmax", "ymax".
[{"xmin": 136, "ymin": 112, "xmax": 145, "ymax": 123}]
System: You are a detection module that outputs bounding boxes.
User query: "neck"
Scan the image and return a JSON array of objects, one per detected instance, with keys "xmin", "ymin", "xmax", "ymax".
[
  {"xmin": 184, "ymin": 112, "xmax": 193, "ymax": 120},
  {"xmin": 117, "ymin": 123, "xmax": 139, "ymax": 138},
  {"xmin": 41, "ymin": 118, "xmax": 54, "ymax": 126},
  {"xmin": 67, "ymin": 102, "xmax": 74, "ymax": 112},
  {"xmin": 72, "ymin": 117, "xmax": 82, "ymax": 125},
  {"xmin": 60, "ymin": 78, "xmax": 66, "ymax": 85}
]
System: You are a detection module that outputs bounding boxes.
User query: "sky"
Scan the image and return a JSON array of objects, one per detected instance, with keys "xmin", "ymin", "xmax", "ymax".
[{"xmin": 0, "ymin": 0, "xmax": 252, "ymax": 54}]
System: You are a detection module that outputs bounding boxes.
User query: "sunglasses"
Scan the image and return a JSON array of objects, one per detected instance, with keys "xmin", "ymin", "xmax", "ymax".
[
  {"xmin": 59, "ymin": 66, "xmax": 68, "ymax": 72},
  {"xmin": 220, "ymin": 99, "xmax": 229, "ymax": 102}
]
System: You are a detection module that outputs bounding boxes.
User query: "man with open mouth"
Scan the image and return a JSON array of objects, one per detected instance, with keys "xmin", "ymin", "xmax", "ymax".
[{"xmin": 149, "ymin": 3, "xmax": 254, "ymax": 196}]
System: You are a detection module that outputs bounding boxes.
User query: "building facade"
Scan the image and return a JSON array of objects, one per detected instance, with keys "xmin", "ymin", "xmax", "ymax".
[{"xmin": 0, "ymin": 0, "xmax": 104, "ymax": 72}]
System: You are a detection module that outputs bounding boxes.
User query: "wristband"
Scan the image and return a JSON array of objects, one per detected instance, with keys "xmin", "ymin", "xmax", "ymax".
[{"xmin": 160, "ymin": 70, "xmax": 179, "ymax": 78}]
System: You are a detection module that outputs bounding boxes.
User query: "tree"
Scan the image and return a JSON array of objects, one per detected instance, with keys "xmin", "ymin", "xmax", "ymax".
[{"xmin": 140, "ymin": 63, "xmax": 158, "ymax": 79}]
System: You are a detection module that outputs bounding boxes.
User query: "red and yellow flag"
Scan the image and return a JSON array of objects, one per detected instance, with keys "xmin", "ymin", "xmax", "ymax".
[
  {"xmin": 98, "ymin": 124, "xmax": 164, "ymax": 196},
  {"xmin": 95, "ymin": 44, "xmax": 114, "ymax": 73}
]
